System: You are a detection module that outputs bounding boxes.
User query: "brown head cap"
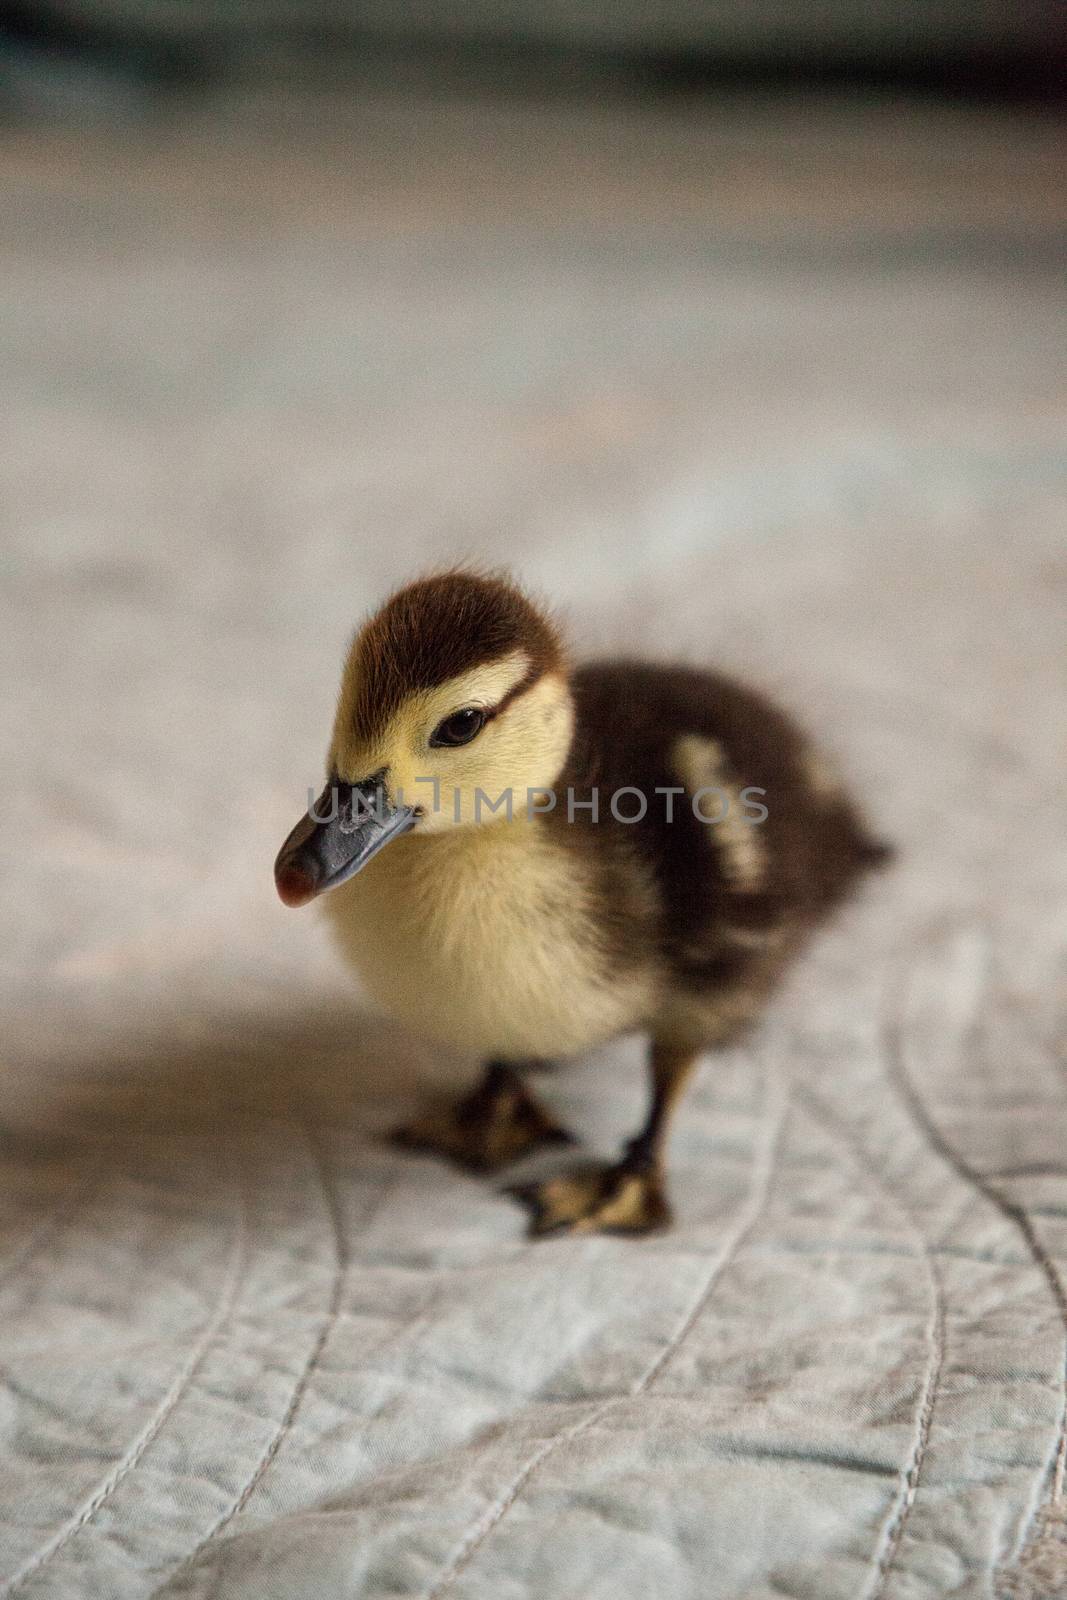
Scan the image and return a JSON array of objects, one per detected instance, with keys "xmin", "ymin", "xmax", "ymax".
[{"xmin": 345, "ymin": 570, "xmax": 566, "ymax": 743}]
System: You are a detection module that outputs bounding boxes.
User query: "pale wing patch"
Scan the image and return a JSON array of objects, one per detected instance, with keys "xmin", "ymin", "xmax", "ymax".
[{"xmin": 672, "ymin": 733, "xmax": 766, "ymax": 892}]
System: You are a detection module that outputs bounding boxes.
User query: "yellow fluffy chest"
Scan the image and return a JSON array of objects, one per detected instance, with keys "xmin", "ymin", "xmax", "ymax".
[{"xmin": 323, "ymin": 824, "xmax": 652, "ymax": 1059}]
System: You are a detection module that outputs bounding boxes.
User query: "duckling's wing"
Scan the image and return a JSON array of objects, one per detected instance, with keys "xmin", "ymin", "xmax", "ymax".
[{"xmin": 562, "ymin": 660, "xmax": 887, "ymax": 983}]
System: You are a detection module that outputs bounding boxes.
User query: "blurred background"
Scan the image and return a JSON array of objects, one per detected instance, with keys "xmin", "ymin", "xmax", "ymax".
[
  {"xmin": 0, "ymin": 5, "xmax": 1064, "ymax": 1064},
  {"xmin": 2, "ymin": 11, "xmax": 1067, "ymax": 1598}
]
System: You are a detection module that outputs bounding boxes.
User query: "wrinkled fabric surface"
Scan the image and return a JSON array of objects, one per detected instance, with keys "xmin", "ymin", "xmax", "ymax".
[{"xmin": 1, "ymin": 89, "xmax": 1065, "ymax": 1600}]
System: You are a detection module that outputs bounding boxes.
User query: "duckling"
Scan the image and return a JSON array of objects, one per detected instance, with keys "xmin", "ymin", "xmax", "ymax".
[{"xmin": 274, "ymin": 571, "xmax": 890, "ymax": 1236}]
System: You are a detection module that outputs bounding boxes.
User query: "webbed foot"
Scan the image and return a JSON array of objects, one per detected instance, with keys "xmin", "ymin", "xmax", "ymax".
[
  {"xmin": 509, "ymin": 1157, "xmax": 670, "ymax": 1237},
  {"xmin": 391, "ymin": 1064, "xmax": 573, "ymax": 1173}
]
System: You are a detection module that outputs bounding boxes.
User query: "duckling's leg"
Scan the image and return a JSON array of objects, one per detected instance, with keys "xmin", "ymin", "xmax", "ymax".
[
  {"xmin": 510, "ymin": 1042, "xmax": 699, "ymax": 1237},
  {"xmin": 391, "ymin": 1061, "xmax": 573, "ymax": 1173}
]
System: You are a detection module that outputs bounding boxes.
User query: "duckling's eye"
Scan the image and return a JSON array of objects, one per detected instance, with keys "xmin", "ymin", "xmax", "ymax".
[{"xmin": 429, "ymin": 707, "xmax": 486, "ymax": 748}]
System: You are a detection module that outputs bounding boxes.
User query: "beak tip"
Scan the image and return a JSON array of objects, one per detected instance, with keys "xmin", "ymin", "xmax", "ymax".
[{"xmin": 275, "ymin": 861, "xmax": 318, "ymax": 908}]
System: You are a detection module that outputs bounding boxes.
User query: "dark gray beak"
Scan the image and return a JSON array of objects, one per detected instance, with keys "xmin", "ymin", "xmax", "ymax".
[{"xmin": 274, "ymin": 777, "xmax": 415, "ymax": 908}]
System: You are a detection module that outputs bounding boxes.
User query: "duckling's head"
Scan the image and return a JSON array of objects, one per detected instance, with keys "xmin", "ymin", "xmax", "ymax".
[{"xmin": 275, "ymin": 571, "xmax": 572, "ymax": 905}]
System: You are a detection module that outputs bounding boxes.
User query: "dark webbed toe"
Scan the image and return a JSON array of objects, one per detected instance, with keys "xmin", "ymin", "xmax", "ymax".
[
  {"xmin": 391, "ymin": 1065, "xmax": 572, "ymax": 1173},
  {"xmin": 509, "ymin": 1159, "xmax": 671, "ymax": 1237}
]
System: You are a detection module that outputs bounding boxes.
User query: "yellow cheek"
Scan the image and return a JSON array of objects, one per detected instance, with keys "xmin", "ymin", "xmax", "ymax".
[
  {"xmin": 415, "ymin": 685, "xmax": 574, "ymax": 830},
  {"xmin": 388, "ymin": 753, "xmax": 426, "ymax": 811},
  {"xmin": 327, "ymin": 666, "xmax": 573, "ymax": 827},
  {"xmin": 393, "ymin": 753, "xmax": 489, "ymax": 828}
]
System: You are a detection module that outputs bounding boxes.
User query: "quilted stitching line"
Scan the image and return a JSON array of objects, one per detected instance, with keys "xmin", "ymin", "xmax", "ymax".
[
  {"xmin": 424, "ymin": 1066, "xmax": 790, "ymax": 1600},
  {"xmin": 167, "ymin": 1123, "xmax": 396, "ymax": 1589},
  {"xmin": 793, "ymin": 1086, "xmax": 946, "ymax": 1600},
  {"xmin": 887, "ymin": 935, "xmax": 1067, "ymax": 1598},
  {"xmin": 179, "ymin": 1119, "xmax": 350, "ymax": 1565},
  {"xmin": 220, "ymin": 1124, "xmax": 349, "ymax": 1526},
  {"xmin": 0, "ymin": 1170, "xmax": 248, "ymax": 1597}
]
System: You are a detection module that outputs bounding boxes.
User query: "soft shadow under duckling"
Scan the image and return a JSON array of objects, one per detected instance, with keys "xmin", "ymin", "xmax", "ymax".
[{"xmin": 275, "ymin": 570, "xmax": 890, "ymax": 1237}]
